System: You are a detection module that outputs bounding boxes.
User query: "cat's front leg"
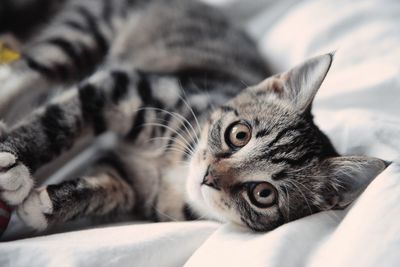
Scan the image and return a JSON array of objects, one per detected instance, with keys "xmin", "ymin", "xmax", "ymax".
[
  {"xmin": 17, "ymin": 162, "xmax": 135, "ymax": 231},
  {"xmin": 0, "ymin": 123, "xmax": 33, "ymax": 206},
  {"xmin": 0, "ymin": 65, "xmax": 139, "ymax": 222}
]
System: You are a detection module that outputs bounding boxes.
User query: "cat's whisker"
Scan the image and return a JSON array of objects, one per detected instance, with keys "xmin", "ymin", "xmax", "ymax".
[
  {"xmin": 141, "ymin": 122, "xmax": 196, "ymax": 152},
  {"xmin": 290, "ymin": 179, "xmax": 313, "ymax": 193},
  {"xmin": 152, "ymin": 113, "xmax": 199, "ymax": 154},
  {"xmin": 139, "ymin": 119, "xmax": 195, "ymax": 154},
  {"xmin": 166, "ymin": 148, "xmax": 193, "ymax": 158},
  {"xmin": 175, "ymin": 160, "xmax": 191, "ymax": 166},
  {"xmin": 193, "ymin": 214, "xmax": 208, "ymax": 221},
  {"xmin": 280, "ymin": 184, "xmax": 291, "ymax": 221},
  {"xmin": 152, "ymin": 207, "xmax": 179, "ymax": 222},
  {"xmin": 146, "ymin": 136, "xmax": 194, "ymax": 154},
  {"xmin": 161, "ymin": 137, "xmax": 196, "ymax": 156},
  {"xmin": 186, "ymin": 77, "xmax": 217, "ymax": 111},
  {"xmin": 285, "ymin": 165, "xmax": 331, "ymax": 179},
  {"xmin": 285, "ymin": 164, "xmax": 315, "ymax": 175},
  {"xmin": 137, "ymin": 107, "xmax": 199, "ymax": 146},
  {"xmin": 177, "ymin": 82, "xmax": 202, "ymax": 135},
  {"xmin": 155, "ymin": 119, "xmax": 198, "ymax": 153},
  {"xmin": 289, "ymin": 173, "xmax": 330, "ymax": 179},
  {"xmin": 153, "ymin": 140, "xmax": 193, "ymax": 155},
  {"xmin": 285, "ymin": 180, "xmax": 313, "ymax": 215},
  {"xmin": 161, "ymin": 146, "xmax": 194, "ymax": 158},
  {"xmin": 147, "ymin": 136, "xmax": 195, "ymax": 156}
]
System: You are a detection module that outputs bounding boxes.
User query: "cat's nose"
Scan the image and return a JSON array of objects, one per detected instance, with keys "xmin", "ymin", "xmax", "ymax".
[{"xmin": 201, "ymin": 166, "xmax": 221, "ymax": 190}]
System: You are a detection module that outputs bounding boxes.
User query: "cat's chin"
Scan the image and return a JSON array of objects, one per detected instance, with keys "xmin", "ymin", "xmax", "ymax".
[
  {"xmin": 185, "ymin": 150, "xmax": 245, "ymax": 226},
  {"xmin": 201, "ymin": 186, "xmax": 246, "ymax": 226},
  {"xmin": 186, "ymin": 167, "xmax": 222, "ymax": 221},
  {"xmin": 186, "ymin": 177, "xmax": 245, "ymax": 226},
  {"xmin": 186, "ymin": 172, "xmax": 216, "ymax": 220}
]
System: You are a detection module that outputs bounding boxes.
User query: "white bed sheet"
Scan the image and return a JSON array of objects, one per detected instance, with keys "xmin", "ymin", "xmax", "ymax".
[{"xmin": 1, "ymin": 0, "xmax": 400, "ymax": 266}]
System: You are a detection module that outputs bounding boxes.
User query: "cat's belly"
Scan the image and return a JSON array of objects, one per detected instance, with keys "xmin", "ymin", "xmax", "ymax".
[
  {"xmin": 154, "ymin": 164, "xmax": 190, "ymax": 221},
  {"xmin": 120, "ymin": 148, "xmax": 190, "ymax": 221}
]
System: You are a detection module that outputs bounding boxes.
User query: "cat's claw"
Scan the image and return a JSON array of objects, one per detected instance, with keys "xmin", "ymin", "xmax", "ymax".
[
  {"xmin": 0, "ymin": 152, "xmax": 34, "ymax": 205},
  {"xmin": 17, "ymin": 188, "xmax": 52, "ymax": 231}
]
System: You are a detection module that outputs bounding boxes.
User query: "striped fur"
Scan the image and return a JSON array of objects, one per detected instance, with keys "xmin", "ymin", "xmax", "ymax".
[{"xmin": 0, "ymin": 0, "xmax": 386, "ymax": 232}]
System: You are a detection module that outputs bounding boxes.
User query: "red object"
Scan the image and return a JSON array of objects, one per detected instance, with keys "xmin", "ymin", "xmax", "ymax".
[{"xmin": 0, "ymin": 200, "xmax": 11, "ymax": 236}]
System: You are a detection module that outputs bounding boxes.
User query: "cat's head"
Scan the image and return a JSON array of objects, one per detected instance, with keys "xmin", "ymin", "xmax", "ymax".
[{"xmin": 186, "ymin": 53, "xmax": 387, "ymax": 231}]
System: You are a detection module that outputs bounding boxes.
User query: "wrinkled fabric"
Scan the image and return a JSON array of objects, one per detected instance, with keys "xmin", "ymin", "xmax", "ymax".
[{"xmin": 1, "ymin": 0, "xmax": 400, "ymax": 266}]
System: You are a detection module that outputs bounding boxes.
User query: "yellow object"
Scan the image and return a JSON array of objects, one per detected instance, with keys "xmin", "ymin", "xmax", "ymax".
[{"xmin": 0, "ymin": 42, "xmax": 20, "ymax": 64}]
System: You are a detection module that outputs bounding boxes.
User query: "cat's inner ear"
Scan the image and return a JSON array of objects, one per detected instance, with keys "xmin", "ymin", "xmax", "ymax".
[
  {"xmin": 324, "ymin": 156, "xmax": 388, "ymax": 209},
  {"xmin": 282, "ymin": 53, "xmax": 333, "ymax": 113},
  {"xmin": 256, "ymin": 53, "xmax": 334, "ymax": 114}
]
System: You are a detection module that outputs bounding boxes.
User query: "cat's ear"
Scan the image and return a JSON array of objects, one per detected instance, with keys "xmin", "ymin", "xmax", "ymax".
[
  {"xmin": 324, "ymin": 156, "xmax": 388, "ymax": 209},
  {"xmin": 267, "ymin": 53, "xmax": 333, "ymax": 114}
]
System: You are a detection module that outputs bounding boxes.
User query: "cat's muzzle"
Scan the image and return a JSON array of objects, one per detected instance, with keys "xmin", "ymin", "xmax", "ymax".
[{"xmin": 201, "ymin": 166, "xmax": 221, "ymax": 191}]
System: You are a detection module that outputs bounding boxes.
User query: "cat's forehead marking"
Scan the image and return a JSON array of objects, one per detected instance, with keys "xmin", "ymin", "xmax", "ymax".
[
  {"xmin": 220, "ymin": 105, "xmax": 239, "ymax": 116},
  {"xmin": 253, "ymin": 118, "xmax": 260, "ymax": 126}
]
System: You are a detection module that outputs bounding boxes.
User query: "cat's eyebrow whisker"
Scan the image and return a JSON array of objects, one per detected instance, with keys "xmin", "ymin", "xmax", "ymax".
[
  {"xmin": 289, "ymin": 179, "xmax": 313, "ymax": 193},
  {"xmin": 152, "ymin": 207, "xmax": 179, "ymax": 222},
  {"xmin": 288, "ymin": 173, "xmax": 330, "ymax": 179},
  {"xmin": 138, "ymin": 107, "xmax": 199, "ymax": 145},
  {"xmin": 285, "ymin": 180, "xmax": 313, "ymax": 215},
  {"xmin": 284, "ymin": 164, "xmax": 314, "ymax": 174},
  {"xmin": 141, "ymin": 122, "xmax": 196, "ymax": 153},
  {"xmin": 284, "ymin": 164, "xmax": 331, "ymax": 178},
  {"xmin": 178, "ymin": 82, "xmax": 202, "ymax": 135}
]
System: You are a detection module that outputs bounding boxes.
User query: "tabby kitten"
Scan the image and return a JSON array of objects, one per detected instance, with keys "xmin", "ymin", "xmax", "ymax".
[{"xmin": 0, "ymin": 0, "xmax": 386, "ymax": 232}]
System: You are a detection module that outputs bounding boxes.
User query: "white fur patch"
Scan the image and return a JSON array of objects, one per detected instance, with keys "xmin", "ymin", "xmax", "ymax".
[
  {"xmin": 156, "ymin": 165, "xmax": 189, "ymax": 221},
  {"xmin": 0, "ymin": 152, "xmax": 33, "ymax": 205},
  {"xmin": 0, "ymin": 152, "xmax": 15, "ymax": 169},
  {"xmin": 17, "ymin": 188, "xmax": 52, "ymax": 231},
  {"xmin": 152, "ymin": 77, "xmax": 180, "ymax": 107},
  {"xmin": 185, "ymin": 149, "xmax": 222, "ymax": 221}
]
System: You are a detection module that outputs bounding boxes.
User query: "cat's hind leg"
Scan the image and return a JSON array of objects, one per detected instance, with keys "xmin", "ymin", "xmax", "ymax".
[
  {"xmin": 0, "ymin": 0, "xmax": 126, "ymax": 121},
  {"xmin": 17, "ymin": 161, "xmax": 135, "ymax": 231}
]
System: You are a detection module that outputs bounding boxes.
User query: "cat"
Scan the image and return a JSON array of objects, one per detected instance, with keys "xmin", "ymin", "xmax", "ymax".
[{"xmin": 0, "ymin": 0, "xmax": 387, "ymax": 232}]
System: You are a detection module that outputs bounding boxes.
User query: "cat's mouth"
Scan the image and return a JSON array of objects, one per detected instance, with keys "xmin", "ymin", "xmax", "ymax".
[{"xmin": 201, "ymin": 166, "xmax": 221, "ymax": 191}]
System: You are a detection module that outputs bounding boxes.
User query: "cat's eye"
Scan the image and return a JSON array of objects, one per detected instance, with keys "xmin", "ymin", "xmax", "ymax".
[
  {"xmin": 225, "ymin": 122, "xmax": 251, "ymax": 148},
  {"xmin": 248, "ymin": 182, "xmax": 277, "ymax": 208}
]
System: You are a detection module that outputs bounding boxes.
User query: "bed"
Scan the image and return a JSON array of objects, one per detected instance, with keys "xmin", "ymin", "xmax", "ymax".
[{"xmin": 1, "ymin": 0, "xmax": 400, "ymax": 266}]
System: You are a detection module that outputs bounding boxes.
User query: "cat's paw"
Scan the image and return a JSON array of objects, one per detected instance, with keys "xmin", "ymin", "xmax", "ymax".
[
  {"xmin": 17, "ymin": 188, "xmax": 52, "ymax": 231},
  {"xmin": 0, "ymin": 152, "xmax": 34, "ymax": 205}
]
